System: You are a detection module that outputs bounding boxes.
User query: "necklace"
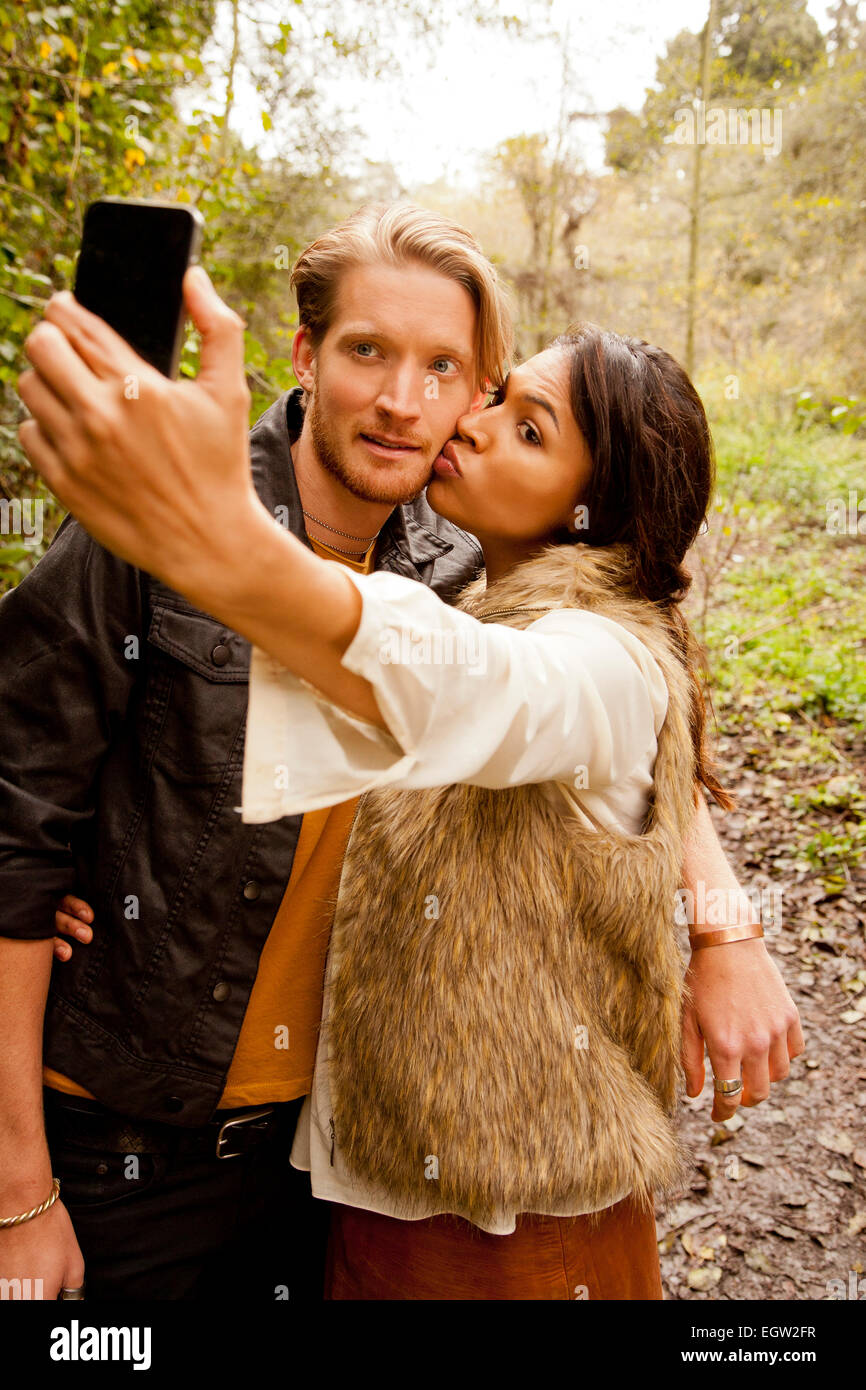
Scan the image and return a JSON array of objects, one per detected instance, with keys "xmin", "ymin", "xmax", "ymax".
[
  {"xmin": 301, "ymin": 508, "xmax": 381, "ymax": 544},
  {"xmin": 310, "ymin": 532, "xmax": 377, "ymax": 560}
]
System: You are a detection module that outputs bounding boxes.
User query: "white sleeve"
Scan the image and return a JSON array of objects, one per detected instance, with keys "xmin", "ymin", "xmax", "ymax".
[{"xmin": 239, "ymin": 567, "xmax": 669, "ymax": 823}]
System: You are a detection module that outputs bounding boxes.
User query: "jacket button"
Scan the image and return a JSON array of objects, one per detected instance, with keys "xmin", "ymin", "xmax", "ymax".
[
  {"xmin": 164, "ymin": 1096, "xmax": 184, "ymax": 1113},
  {"xmin": 211, "ymin": 643, "xmax": 230, "ymax": 666},
  {"xmin": 242, "ymin": 880, "xmax": 261, "ymax": 901},
  {"xmin": 212, "ymin": 981, "xmax": 231, "ymax": 1002}
]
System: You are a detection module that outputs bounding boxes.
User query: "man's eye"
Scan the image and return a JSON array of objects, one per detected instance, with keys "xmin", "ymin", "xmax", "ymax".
[
  {"xmin": 432, "ymin": 358, "xmax": 458, "ymax": 374},
  {"xmin": 353, "ymin": 343, "xmax": 378, "ymax": 358}
]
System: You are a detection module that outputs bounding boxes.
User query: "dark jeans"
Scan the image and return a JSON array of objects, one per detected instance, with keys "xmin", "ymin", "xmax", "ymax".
[{"xmin": 43, "ymin": 1089, "xmax": 329, "ymax": 1301}]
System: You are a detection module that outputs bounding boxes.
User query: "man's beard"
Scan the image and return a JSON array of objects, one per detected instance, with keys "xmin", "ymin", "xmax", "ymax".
[{"xmin": 307, "ymin": 384, "xmax": 433, "ymax": 506}]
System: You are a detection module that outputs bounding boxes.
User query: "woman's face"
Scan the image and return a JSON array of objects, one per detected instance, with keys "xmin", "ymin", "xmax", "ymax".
[{"xmin": 425, "ymin": 347, "xmax": 593, "ymax": 546}]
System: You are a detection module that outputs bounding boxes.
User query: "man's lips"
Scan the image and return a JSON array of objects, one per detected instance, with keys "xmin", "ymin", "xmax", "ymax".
[{"xmin": 359, "ymin": 432, "xmax": 423, "ymax": 458}]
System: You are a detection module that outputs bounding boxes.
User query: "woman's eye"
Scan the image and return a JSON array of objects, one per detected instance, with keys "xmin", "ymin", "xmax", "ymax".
[
  {"xmin": 432, "ymin": 358, "xmax": 458, "ymax": 375},
  {"xmin": 486, "ymin": 385, "xmax": 506, "ymax": 407},
  {"xmin": 517, "ymin": 421, "xmax": 542, "ymax": 447}
]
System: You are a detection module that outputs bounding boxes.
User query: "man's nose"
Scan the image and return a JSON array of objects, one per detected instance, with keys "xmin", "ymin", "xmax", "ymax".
[{"xmin": 376, "ymin": 363, "xmax": 424, "ymax": 421}]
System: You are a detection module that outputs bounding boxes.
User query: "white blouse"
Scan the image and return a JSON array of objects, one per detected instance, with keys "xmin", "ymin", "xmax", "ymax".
[{"xmin": 239, "ymin": 566, "xmax": 671, "ymax": 1234}]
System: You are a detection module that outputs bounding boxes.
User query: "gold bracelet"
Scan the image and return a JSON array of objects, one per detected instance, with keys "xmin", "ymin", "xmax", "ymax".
[
  {"xmin": 689, "ymin": 923, "xmax": 765, "ymax": 950},
  {"xmin": 0, "ymin": 1178, "xmax": 61, "ymax": 1229}
]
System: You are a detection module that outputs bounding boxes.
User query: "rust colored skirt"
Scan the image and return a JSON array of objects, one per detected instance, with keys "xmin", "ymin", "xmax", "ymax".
[{"xmin": 324, "ymin": 1193, "xmax": 663, "ymax": 1301}]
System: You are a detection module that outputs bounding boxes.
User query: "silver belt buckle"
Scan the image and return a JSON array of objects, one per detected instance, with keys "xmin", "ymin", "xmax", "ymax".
[{"xmin": 215, "ymin": 1106, "xmax": 275, "ymax": 1159}]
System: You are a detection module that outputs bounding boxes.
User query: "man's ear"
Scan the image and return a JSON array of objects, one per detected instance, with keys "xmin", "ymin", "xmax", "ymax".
[
  {"xmin": 468, "ymin": 382, "xmax": 490, "ymax": 412},
  {"xmin": 292, "ymin": 325, "xmax": 316, "ymax": 393}
]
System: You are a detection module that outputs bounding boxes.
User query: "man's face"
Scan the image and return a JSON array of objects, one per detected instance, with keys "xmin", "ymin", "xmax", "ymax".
[{"xmin": 295, "ymin": 261, "xmax": 482, "ymax": 506}]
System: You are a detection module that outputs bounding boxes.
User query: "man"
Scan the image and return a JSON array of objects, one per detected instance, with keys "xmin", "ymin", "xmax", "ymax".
[{"xmin": 1, "ymin": 203, "xmax": 800, "ymax": 1301}]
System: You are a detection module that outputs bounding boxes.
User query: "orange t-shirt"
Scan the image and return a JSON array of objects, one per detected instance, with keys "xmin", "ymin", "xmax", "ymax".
[{"xmin": 44, "ymin": 532, "xmax": 378, "ymax": 1106}]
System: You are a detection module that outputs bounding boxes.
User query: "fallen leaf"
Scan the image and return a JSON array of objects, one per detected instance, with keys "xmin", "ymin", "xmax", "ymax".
[
  {"xmin": 687, "ymin": 1265, "xmax": 722, "ymax": 1290},
  {"xmin": 816, "ymin": 1130, "xmax": 855, "ymax": 1156},
  {"xmin": 828, "ymin": 1167, "xmax": 854, "ymax": 1184},
  {"xmin": 744, "ymin": 1247, "xmax": 775, "ymax": 1274},
  {"xmin": 711, "ymin": 1126, "xmax": 736, "ymax": 1146},
  {"xmin": 660, "ymin": 1201, "xmax": 709, "ymax": 1233}
]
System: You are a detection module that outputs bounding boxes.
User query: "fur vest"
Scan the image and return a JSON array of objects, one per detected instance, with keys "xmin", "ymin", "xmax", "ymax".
[{"xmin": 327, "ymin": 540, "xmax": 697, "ymax": 1224}]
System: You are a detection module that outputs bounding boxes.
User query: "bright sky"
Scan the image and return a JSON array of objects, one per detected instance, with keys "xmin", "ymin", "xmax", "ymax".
[{"xmin": 200, "ymin": 0, "xmax": 836, "ymax": 188}]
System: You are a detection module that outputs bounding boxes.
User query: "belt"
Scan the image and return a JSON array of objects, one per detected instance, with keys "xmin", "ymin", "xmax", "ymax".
[{"xmin": 43, "ymin": 1089, "xmax": 303, "ymax": 1161}]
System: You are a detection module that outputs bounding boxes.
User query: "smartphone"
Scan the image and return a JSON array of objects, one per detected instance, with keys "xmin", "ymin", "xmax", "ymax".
[{"xmin": 73, "ymin": 198, "xmax": 205, "ymax": 379}]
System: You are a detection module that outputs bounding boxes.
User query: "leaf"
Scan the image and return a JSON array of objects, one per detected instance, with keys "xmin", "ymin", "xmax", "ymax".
[
  {"xmin": 827, "ymin": 1167, "xmax": 854, "ymax": 1184},
  {"xmin": 687, "ymin": 1266, "xmax": 722, "ymax": 1290},
  {"xmin": 744, "ymin": 1247, "xmax": 775, "ymax": 1274},
  {"xmin": 261, "ymin": 111, "xmax": 272, "ymax": 132},
  {"xmin": 816, "ymin": 1130, "xmax": 854, "ymax": 1156}
]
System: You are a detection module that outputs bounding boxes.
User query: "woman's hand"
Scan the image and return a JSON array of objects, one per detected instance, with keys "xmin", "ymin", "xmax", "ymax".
[
  {"xmin": 16, "ymin": 268, "xmax": 264, "ymax": 612},
  {"xmin": 681, "ymin": 936, "xmax": 805, "ymax": 1123},
  {"xmin": 52, "ymin": 894, "xmax": 94, "ymax": 963}
]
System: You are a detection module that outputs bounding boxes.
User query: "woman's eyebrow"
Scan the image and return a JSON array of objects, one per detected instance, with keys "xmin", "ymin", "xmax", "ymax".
[
  {"xmin": 518, "ymin": 391, "xmax": 560, "ymax": 433},
  {"xmin": 497, "ymin": 372, "xmax": 560, "ymax": 433}
]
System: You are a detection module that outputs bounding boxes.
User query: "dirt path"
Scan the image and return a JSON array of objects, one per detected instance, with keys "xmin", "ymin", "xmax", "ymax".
[{"xmin": 657, "ymin": 730, "xmax": 866, "ymax": 1301}]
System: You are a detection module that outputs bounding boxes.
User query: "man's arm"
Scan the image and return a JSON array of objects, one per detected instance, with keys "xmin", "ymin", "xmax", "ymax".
[
  {"xmin": 0, "ymin": 516, "xmax": 144, "ymax": 1296},
  {"xmin": 680, "ymin": 793, "xmax": 804, "ymax": 1122},
  {"xmin": 0, "ymin": 938, "xmax": 84, "ymax": 1297}
]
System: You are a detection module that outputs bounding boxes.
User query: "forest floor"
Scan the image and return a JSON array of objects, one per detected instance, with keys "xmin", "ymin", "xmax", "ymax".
[
  {"xmin": 657, "ymin": 734, "xmax": 866, "ymax": 1302},
  {"xmin": 657, "ymin": 406, "xmax": 866, "ymax": 1302}
]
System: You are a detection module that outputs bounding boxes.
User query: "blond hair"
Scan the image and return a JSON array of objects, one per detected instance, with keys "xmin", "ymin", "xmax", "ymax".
[{"xmin": 290, "ymin": 203, "xmax": 513, "ymax": 387}]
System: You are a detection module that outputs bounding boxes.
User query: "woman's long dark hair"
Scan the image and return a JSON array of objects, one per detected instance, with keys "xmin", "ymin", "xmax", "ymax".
[{"xmin": 547, "ymin": 323, "xmax": 735, "ymax": 811}]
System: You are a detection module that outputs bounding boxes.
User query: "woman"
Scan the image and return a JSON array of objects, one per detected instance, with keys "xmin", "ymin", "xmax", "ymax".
[
  {"xmin": 268, "ymin": 326, "xmax": 732, "ymax": 1299},
  {"xmin": 36, "ymin": 302, "xmax": 770, "ymax": 1298}
]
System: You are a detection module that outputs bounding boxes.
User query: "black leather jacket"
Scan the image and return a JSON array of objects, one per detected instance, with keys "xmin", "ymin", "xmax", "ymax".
[{"xmin": 0, "ymin": 389, "xmax": 483, "ymax": 1124}]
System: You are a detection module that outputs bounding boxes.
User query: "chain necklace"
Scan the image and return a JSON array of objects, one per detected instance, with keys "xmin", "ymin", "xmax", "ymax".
[
  {"xmin": 301, "ymin": 507, "xmax": 381, "ymax": 543},
  {"xmin": 308, "ymin": 531, "xmax": 377, "ymax": 559},
  {"xmin": 293, "ymin": 440, "xmax": 381, "ymax": 556},
  {"xmin": 302, "ymin": 512, "xmax": 381, "ymax": 557}
]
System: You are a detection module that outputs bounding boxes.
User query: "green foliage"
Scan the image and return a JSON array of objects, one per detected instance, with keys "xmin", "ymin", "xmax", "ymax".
[
  {"xmin": 0, "ymin": 0, "xmax": 525, "ymax": 593},
  {"xmin": 688, "ymin": 374, "xmax": 866, "ymax": 883}
]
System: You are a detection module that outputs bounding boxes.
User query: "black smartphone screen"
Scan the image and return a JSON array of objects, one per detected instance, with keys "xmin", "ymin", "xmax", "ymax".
[{"xmin": 73, "ymin": 199, "xmax": 204, "ymax": 378}]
